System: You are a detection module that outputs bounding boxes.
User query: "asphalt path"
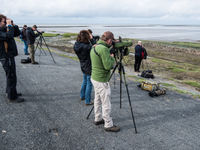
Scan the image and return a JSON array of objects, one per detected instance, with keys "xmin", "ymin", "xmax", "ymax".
[{"xmin": 0, "ymin": 41, "xmax": 200, "ymax": 150}]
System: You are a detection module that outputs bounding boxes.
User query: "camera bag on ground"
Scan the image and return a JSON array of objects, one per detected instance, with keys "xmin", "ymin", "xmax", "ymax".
[
  {"xmin": 21, "ymin": 57, "xmax": 31, "ymax": 64},
  {"xmin": 139, "ymin": 81, "xmax": 159, "ymax": 92},
  {"xmin": 141, "ymin": 70, "xmax": 154, "ymax": 79},
  {"xmin": 149, "ymin": 89, "xmax": 166, "ymax": 97},
  {"xmin": 137, "ymin": 81, "xmax": 166, "ymax": 97}
]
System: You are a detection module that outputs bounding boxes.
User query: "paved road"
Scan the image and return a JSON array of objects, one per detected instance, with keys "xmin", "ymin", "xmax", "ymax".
[{"xmin": 0, "ymin": 41, "xmax": 200, "ymax": 150}]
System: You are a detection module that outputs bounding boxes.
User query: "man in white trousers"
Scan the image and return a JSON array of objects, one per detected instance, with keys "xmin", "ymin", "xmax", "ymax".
[{"xmin": 90, "ymin": 31, "xmax": 120, "ymax": 132}]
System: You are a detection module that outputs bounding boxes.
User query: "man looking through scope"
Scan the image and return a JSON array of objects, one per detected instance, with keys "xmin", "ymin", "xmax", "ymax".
[
  {"xmin": 26, "ymin": 25, "xmax": 40, "ymax": 64},
  {"xmin": 90, "ymin": 31, "xmax": 120, "ymax": 132}
]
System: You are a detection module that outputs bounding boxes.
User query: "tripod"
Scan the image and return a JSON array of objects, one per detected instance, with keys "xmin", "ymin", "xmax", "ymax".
[
  {"xmin": 35, "ymin": 34, "xmax": 56, "ymax": 64},
  {"xmin": 86, "ymin": 48, "xmax": 137, "ymax": 133}
]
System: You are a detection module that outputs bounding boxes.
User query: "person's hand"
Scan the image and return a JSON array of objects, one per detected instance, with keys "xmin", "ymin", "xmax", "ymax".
[
  {"xmin": 110, "ymin": 53, "xmax": 114, "ymax": 57},
  {"xmin": 89, "ymin": 33, "xmax": 93, "ymax": 39},
  {"xmin": 6, "ymin": 19, "xmax": 12, "ymax": 25}
]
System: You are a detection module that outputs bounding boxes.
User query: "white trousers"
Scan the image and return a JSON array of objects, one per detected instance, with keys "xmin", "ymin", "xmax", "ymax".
[{"xmin": 91, "ymin": 79, "xmax": 113, "ymax": 128}]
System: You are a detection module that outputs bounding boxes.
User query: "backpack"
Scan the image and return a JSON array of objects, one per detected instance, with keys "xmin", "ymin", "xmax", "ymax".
[
  {"xmin": 141, "ymin": 47, "xmax": 147, "ymax": 59},
  {"xmin": 21, "ymin": 57, "xmax": 31, "ymax": 64},
  {"xmin": 140, "ymin": 81, "xmax": 159, "ymax": 92},
  {"xmin": 141, "ymin": 70, "xmax": 154, "ymax": 79}
]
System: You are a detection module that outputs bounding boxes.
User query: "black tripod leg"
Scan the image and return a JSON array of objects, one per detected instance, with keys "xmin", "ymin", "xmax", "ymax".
[
  {"xmin": 109, "ymin": 63, "xmax": 118, "ymax": 81},
  {"xmin": 86, "ymin": 106, "xmax": 94, "ymax": 119},
  {"xmin": 41, "ymin": 36, "xmax": 56, "ymax": 64},
  {"xmin": 119, "ymin": 66, "xmax": 122, "ymax": 108},
  {"xmin": 122, "ymin": 65, "xmax": 138, "ymax": 133}
]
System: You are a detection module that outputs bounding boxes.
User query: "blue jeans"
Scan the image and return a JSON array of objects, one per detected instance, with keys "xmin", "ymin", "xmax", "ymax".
[
  {"xmin": 22, "ymin": 40, "xmax": 28, "ymax": 54},
  {"xmin": 80, "ymin": 74, "xmax": 92, "ymax": 104}
]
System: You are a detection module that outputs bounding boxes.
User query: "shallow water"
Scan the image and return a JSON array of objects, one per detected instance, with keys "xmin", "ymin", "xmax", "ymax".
[{"xmin": 39, "ymin": 25, "xmax": 200, "ymax": 42}]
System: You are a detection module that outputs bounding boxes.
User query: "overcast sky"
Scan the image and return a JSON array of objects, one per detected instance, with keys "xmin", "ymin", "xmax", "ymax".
[{"xmin": 1, "ymin": 0, "xmax": 200, "ymax": 25}]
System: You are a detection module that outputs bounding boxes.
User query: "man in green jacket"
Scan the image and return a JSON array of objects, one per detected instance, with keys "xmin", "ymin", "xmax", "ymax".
[{"xmin": 90, "ymin": 31, "xmax": 120, "ymax": 132}]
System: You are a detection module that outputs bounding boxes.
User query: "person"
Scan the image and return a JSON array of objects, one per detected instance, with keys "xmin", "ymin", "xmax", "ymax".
[
  {"xmin": 26, "ymin": 25, "xmax": 40, "ymax": 64},
  {"xmin": 0, "ymin": 14, "xmax": 25, "ymax": 103},
  {"xmin": 134, "ymin": 41, "xmax": 144, "ymax": 72},
  {"xmin": 74, "ymin": 30, "xmax": 93, "ymax": 105},
  {"xmin": 90, "ymin": 31, "xmax": 120, "ymax": 132},
  {"xmin": 88, "ymin": 29, "xmax": 100, "ymax": 45},
  {"xmin": 20, "ymin": 25, "xmax": 29, "ymax": 55}
]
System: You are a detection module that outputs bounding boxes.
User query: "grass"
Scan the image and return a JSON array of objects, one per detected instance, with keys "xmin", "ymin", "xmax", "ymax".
[
  {"xmin": 183, "ymin": 80, "xmax": 200, "ymax": 89},
  {"xmin": 170, "ymin": 41, "xmax": 200, "ymax": 49},
  {"xmin": 161, "ymin": 83, "xmax": 176, "ymax": 87},
  {"xmin": 42, "ymin": 33, "xmax": 60, "ymax": 37},
  {"xmin": 62, "ymin": 33, "xmax": 78, "ymax": 38}
]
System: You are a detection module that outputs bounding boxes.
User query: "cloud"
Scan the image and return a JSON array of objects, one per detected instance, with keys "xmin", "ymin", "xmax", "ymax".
[{"xmin": 0, "ymin": 0, "xmax": 199, "ymax": 24}]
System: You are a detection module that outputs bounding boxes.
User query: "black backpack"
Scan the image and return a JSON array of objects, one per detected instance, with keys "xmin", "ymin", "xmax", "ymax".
[
  {"xmin": 141, "ymin": 70, "xmax": 154, "ymax": 79},
  {"xmin": 21, "ymin": 57, "xmax": 31, "ymax": 64}
]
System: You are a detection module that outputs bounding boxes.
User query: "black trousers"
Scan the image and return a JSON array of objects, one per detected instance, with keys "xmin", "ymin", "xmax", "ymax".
[
  {"xmin": 0, "ymin": 57, "xmax": 17, "ymax": 100},
  {"xmin": 134, "ymin": 56, "xmax": 142, "ymax": 72}
]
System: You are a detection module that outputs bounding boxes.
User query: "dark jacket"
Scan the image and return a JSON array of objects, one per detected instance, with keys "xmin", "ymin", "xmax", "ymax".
[
  {"xmin": 135, "ymin": 44, "xmax": 143, "ymax": 58},
  {"xmin": 20, "ymin": 28, "xmax": 27, "ymax": 41},
  {"xmin": 26, "ymin": 27, "xmax": 39, "ymax": 45},
  {"xmin": 0, "ymin": 25, "xmax": 20, "ymax": 59},
  {"xmin": 74, "ymin": 41, "xmax": 92, "ymax": 75}
]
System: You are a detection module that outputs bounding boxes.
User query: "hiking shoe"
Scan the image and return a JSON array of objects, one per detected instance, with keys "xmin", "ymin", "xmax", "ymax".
[
  {"xmin": 32, "ymin": 62, "xmax": 39, "ymax": 65},
  {"xmin": 104, "ymin": 125, "xmax": 120, "ymax": 132},
  {"xmin": 17, "ymin": 93, "xmax": 22, "ymax": 97},
  {"xmin": 94, "ymin": 119, "xmax": 104, "ymax": 125},
  {"xmin": 8, "ymin": 98, "xmax": 25, "ymax": 103}
]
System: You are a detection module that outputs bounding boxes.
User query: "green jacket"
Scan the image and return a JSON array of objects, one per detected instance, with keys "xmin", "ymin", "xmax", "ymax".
[{"xmin": 90, "ymin": 40, "xmax": 115, "ymax": 82}]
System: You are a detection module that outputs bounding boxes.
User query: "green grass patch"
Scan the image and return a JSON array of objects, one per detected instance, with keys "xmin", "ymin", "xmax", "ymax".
[
  {"xmin": 170, "ymin": 67, "xmax": 186, "ymax": 73},
  {"xmin": 161, "ymin": 83, "xmax": 176, "ymax": 87},
  {"xmin": 62, "ymin": 33, "xmax": 78, "ymax": 38},
  {"xmin": 171, "ymin": 41, "xmax": 200, "ymax": 49},
  {"xmin": 42, "ymin": 33, "xmax": 60, "ymax": 37},
  {"xmin": 183, "ymin": 80, "xmax": 200, "ymax": 89}
]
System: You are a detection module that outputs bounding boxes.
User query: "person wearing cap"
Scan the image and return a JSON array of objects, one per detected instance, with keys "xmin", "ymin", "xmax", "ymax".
[
  {"xmin": 26, "ymin": 25, "xmax": 40, "ymax": 64},
  {"xmin": 20, "ymin": 25, "xmax": 29, "ymax": 55},
  {"xmin": 90, "ymin": 31, "xmax": 120, "ymax": 132},
  {"xmin": 0, "ymin": 14, "xmax": 25, "ymax": 103}
]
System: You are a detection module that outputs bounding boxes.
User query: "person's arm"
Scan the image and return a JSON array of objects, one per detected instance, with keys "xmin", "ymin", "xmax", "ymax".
[
  {"xmin": 13, "ymin": 25, "xmax": 21, "ymax": 37},
  {"xmin": 0, "ymin": 26, "xmax": 14, "ymax": 40},
  {"xmin": 100, "ymin": 47, "xmax": 115, "ymax": 70}
]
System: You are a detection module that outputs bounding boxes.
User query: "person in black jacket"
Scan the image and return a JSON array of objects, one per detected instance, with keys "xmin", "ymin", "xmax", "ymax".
[
  {"xmin": 0, "ymin": 14, "xmax": 24, "ymax": 103},
  {"xmin": 74, "ymin": 30, "xmax": 93, "ymax": 105},
  {"xmin": 134, "ymin": 41, "xmax": 143, "ymax": 72},
  {"xmin": 26, "ymin": 25, "xmax": 40, "ymax": 64}
]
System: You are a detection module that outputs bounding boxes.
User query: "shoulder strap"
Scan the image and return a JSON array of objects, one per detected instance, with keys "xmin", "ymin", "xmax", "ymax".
[{"xmin": 94, "ymin": 46, "xmax": 100, "ymax": 57}]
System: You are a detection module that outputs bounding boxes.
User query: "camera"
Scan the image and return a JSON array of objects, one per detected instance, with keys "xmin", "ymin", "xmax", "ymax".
[{"xmin": 110, "ymin": 36, "xmax": 133, "ymax": 56}]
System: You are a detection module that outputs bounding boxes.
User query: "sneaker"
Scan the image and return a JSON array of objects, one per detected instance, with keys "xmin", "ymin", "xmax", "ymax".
[
  {"xmin": 94, "ymin": 119, "xmax": 104, "ymax": 125},
  {"xmin": 85, "ymin": 102, "xmax": 94, "ymax": 106},
  {"xmin": 80, "ymin": 98, "xmax": 85, "ymax": 101},
  {"xmin": 8, "ymin": 97, "xmax": 25, "ymax": 103},
  {"xmin": 32, "ymin": 62, "xmax": 39, "ymax": 65},
  {"xmin": 104, "ymin": 125, "xmax": 120, "ymax": 132},
  {"xmin": 25, "ymin": 53, "xmax": 30, "ymax": 55}
]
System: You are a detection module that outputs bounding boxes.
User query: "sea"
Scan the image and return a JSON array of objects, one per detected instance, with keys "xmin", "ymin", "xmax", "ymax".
[{"xmin": 30, "ymin": 25, "xmax": 200, "ymax": 42}]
